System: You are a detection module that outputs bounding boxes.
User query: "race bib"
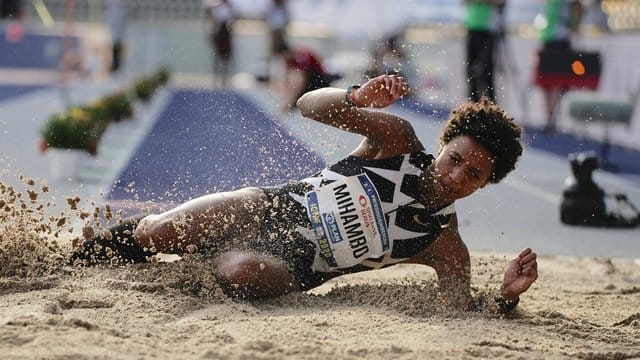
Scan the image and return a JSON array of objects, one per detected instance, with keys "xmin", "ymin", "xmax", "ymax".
[{"xmin": 305, "ymin": 174, "xmax": 390, "ymax": 269}]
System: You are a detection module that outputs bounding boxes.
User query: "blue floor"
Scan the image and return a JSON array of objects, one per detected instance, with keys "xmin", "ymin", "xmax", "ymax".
[
  {"xmin": 523, "ymin": 126, "xmax": 640, "ymax": 175},
  {"xmin": 1, "ymin": 31, "xmax": 74, "ymax": 69},
  {"xmin": 108, "ymin": 89, "xmax": 325, "ymax": 204},
  {"xmin": 0, "ymin": 84, "xmax": 47, "ymax": 103}
]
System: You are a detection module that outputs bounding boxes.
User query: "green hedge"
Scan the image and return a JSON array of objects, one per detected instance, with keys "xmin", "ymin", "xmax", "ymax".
[{"xmin": 40, "ymin": 67, "xmax": 171, "ymax": 155}]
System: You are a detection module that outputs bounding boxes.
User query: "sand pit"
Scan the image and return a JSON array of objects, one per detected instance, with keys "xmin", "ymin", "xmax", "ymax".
[{"xmin": 1, "ymin": 178, "xmax": 639, "ymax": 359}]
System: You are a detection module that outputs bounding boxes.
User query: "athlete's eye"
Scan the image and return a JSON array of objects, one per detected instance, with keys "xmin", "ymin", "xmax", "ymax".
[
  {"xmin": 449, "ymin": 153, "xmax": 462, "ymax": 165},
  {"xmin": 468, "ymin": 168, "xmax": 481, "ymax": 180}
]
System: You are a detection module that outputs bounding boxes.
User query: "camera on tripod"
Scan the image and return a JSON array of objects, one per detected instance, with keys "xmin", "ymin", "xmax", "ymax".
[{"xmin": 560, "ymin": 151, "xmax": 639, "ymax": 227}]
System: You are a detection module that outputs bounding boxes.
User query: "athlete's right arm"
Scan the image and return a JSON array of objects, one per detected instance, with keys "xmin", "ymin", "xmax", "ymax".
[{"xmin": 296, "ymin": 74, "xmax": 422, "ymax": 156}]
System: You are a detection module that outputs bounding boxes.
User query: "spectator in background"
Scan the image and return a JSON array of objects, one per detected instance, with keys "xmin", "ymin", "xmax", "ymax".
[
  {"xmin": 265, "ymin": 0, "xmax": 289, "ymax": 83},
  {"xmin": 464, "ymin": 0, "xmax": 506, "ymax": 102},
  {"xmin": 203, "ymin": 0, "xmax": 235, "ymax": 87},
  {"xmin": 281, "ymin": 43, "xmax": 333, "ymax": 110},
  {"xmin": 1, "ymin": 0, "xmax": 25, "ymax": 43},
  {"xmin": 364, "ymin": 32, "xmax": 417, "ymax": 96},
  {"xmin": 535, "ymin": 0, "xmax": 583, "ymax": 132},
  {"xmin": 0, "ymin": 0, "xmax": 22, "ymax": 19},
  {"xmin": 365, "ymin": 33, "xmax": 409, "ymax": 79},
  {"xmin": 583, "ymin": 0, "xmax": 609, "ymax": 32},
  {"xmin": 105, "ymin": 0, "xmax": 127, "ymax": 74}
]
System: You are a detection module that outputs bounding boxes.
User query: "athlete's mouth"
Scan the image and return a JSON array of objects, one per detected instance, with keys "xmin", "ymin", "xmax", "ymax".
[{"xmin": 436, "ymin": 178, "xmax": 456, "ymax": 199}]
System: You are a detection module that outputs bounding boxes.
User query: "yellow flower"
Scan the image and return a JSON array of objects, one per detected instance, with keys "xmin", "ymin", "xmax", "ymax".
[{"xmin": 68, "ymin": 107, "xmax": 91, "ymax": 122}]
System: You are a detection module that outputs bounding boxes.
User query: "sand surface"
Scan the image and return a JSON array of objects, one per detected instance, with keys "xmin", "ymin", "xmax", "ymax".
[{"xmin": 1, "ymin": 177, "xmax": 640, "ymax": 360}]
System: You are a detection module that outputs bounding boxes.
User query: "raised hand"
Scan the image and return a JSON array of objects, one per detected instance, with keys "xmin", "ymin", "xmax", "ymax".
[
  {"xmin": 500, "ymin": 248, "xmax": 538, "ymax": 300},
  {"xmin": 352, "ymin": 74, "xmax": 410, "ymax": 108}
]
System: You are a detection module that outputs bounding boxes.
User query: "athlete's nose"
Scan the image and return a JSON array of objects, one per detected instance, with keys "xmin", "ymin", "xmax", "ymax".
[{"xmin": 448, "ymin": 167, "xmax": 464, "ymax": 186}]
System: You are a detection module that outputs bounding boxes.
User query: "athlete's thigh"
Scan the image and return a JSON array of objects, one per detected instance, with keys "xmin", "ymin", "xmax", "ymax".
[
  {"xmin": 167, "ymin": 187, "xmax": 268, "ymax": 238},
  {"xmin": 136, "ymin": 187, "xmax": 268, "ymax": 252}
]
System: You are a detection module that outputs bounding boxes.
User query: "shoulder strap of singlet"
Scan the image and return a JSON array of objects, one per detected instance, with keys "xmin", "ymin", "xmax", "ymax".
[{"xmin": 432, "ymin": 203, "xmax": 455, "ymax": 229}]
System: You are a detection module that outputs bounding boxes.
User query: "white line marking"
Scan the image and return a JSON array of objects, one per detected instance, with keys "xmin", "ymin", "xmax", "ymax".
[{"xmin": 504, "ymin": 177, "xmax": 562, "ymax": 205}]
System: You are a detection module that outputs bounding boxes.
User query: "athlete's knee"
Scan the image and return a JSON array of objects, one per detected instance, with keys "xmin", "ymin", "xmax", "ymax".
[
  {"xmin": 133, "ymin": 214, "xmax": 167, "ymax": 252},
  {"xmin": 214, "ymin": 251, "xmax": 296, "ymax": 299},
  {"xmin": 215, "ymin": 252, "xmax": 263, "ymax": 285}
]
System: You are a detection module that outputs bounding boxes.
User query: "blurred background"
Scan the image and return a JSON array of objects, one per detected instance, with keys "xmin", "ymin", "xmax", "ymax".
[{"xmin": 2, "ymin": 0, "xmax": 639, "ymax": 147}]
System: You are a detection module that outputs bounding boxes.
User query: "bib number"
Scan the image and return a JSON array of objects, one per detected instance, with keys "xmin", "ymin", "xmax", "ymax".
[{"xmin": 305, "ymin": 174, "xmax": 390, "ymax": 269}]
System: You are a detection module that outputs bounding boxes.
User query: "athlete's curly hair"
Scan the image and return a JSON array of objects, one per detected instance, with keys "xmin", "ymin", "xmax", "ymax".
[{"xmin": 438, "ymin": 98, "xmax": 523, "ymax": 184}]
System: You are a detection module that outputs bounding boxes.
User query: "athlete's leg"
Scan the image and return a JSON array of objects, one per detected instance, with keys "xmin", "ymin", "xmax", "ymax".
[
  {"xmin": 544, "ymin": 86, "xmax": 565, "ymax": 132},
  {"xmin": 134, "ymin": 187, "xmax": 268, "ymax": 254},
  {"xmin": 69, "ymin": 213, "xmax": 154, "ymax": 265},
  {"xmin": 71, "ymin": 187, "xmax": 269, "ymax": 266},
  {"xmin": 213, "ymin": 250, "xmax": 300, "ymax": 299}
]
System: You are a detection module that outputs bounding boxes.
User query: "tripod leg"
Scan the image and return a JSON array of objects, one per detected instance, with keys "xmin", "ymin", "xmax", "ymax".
[{"xmin": 600, "ymin": 121, "xmax": 617, "ymax": 171}]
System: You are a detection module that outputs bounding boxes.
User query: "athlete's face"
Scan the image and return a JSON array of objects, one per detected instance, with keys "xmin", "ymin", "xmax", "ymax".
[{"xmin": 433, "ymin": 135, "xmax": 493, "ymax": 203}]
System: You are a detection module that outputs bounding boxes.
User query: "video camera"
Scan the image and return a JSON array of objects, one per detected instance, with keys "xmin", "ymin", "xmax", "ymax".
[{"xmin": 560, "ymin": 151, "xmax": 639, "ymax": 227}]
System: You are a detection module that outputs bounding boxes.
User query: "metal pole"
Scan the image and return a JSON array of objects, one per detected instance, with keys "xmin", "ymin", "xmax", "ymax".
[{"xmin": 497, "ymin": 34, "xmax": 529, "ymax": 122}]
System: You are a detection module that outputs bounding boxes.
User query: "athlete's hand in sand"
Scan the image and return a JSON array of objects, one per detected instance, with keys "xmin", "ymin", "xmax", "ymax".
[
  {"xmin": 351, "ymin": 74, "xmax": 410, "ymax": 108},
  {"xmin": 500, "ymin": 248, "xmax": 538, "ymax": 300}
]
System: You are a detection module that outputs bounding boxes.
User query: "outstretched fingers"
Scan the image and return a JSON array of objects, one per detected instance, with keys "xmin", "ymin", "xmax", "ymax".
[
  {"xmin": 361, "ymin": 74, "xmax": 411, "ymax": 108},
  {"xmin": 388, "ymin": 75, "xmax": 410, "ymax": 98},
  {"xmin": 522, "ymin": 258, "xmax": 538, "ymax": 278},
  {"xmin": 517, "ymin": 247, "xmax": 532, "ymax": 259},
  {"xmin": 374, "ymin": 74, "xmax": 409, "ymax": 96},
  {"xmin": 501, "ymin": 247, "xmax": 539, "ymax": 299},
  {"xmin": 382, "ymin": 75, "xmax": 393, "ymax": 91},
  {"xmin": 519, "ymin": 249, "xmax": 537, "ymax": 264},
  {"xmin": 518, "ymin": 248, "xmax": 538, "ymax": 280},
  {"xmin": 516, "ymin": 247, "xmax": 534, "ymax": 263}
]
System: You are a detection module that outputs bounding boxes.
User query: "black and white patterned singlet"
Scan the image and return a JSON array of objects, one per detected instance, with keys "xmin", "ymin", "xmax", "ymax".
[{"xmin": 255, "ymin": 150, "xmax": 455, "ymax": 290}]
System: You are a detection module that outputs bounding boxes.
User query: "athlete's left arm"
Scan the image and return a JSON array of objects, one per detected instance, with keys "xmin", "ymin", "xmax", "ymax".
[
  {"xmin": 403, "ymin": 215, "xmax": 474, "ymax": 310},
  {"xmin": 296, "ymin": 75, "xmax": 421, "ymax": 153},
  {"xmin": 404, "ymin": 215, "xmax": 539, "ymax": 313}
]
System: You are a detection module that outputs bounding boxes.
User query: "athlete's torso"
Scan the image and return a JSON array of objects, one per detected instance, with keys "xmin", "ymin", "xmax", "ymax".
[{"xmin": 300, "ymin": 151, "xmax": 456, "ymax": 273}]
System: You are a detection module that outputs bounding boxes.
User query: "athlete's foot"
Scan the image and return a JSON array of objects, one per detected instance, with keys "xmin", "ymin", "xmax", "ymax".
[
  {"xmin": 68, "ymin": 235, "xmax": 155, "ymax": 266},
  {"xmin": 68, "ymin": 214, "xmax": 155, "ymax": 266}
]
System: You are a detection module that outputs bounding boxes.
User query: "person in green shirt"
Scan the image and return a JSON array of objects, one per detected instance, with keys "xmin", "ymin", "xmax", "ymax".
[{"xmin": 464, "ymin": 0, "xmax": 506, "ymax": 102}]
